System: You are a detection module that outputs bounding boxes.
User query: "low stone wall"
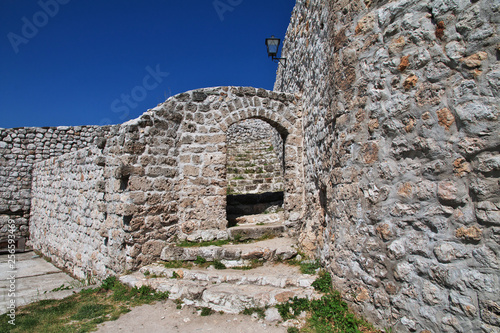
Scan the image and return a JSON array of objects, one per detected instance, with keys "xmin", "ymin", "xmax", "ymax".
[
  {"xmin": 29, "ymin": 147, "xmax": 119, "ymax": 279},
  {"xmin": 0, "ymin": 125, "xmax": 110, "ymax": 240}
]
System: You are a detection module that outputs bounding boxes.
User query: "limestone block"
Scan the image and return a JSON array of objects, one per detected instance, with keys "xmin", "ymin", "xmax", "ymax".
[
  {"xmin": 433, "ymin": 242, "xmax": 468, "ymax": 263},
  {"xmin": 437, "ymin": 181, "xmax": 469, "ymax": 207},
  {"xmin": 476, "ymin": 201, "xmax": 500, "ymax": 225}
]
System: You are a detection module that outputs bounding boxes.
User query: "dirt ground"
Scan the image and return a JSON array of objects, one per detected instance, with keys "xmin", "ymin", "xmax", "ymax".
[{"xmin": 95, "ymin": 300, "xmax": 288, "ymax": 333}]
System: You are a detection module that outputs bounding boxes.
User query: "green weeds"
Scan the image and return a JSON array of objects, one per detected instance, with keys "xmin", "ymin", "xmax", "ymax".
[
  {"xmin": 241, "ymin": 306, "xmax": 266, "ymax": 318},
  {"xmin": 299, "ymin": 260, "xmax": 322, "ymax": 275},
  {"xmin": 275, "ymin": 272, "xmax": 381, "ymax": 333},
  {"xmin": 163, "ymin": 260, "xmax": 193, "ymax": 269},
  {"xmin": 200, "ymin": 307, "xmax": 214, "ymax": 316},
  {"xmin": 194, "ymin": 256, "xmax": 207, "ymax": 265},
  {"xmin": 0, "ymin": 276, "xmax": 169, "ymax": 333},
  {"xmin": 177, "ymin": 239, "xmax": 231, "ymax": 248},
  {"xmin": 311, "ymin": 271, "xmax": 332, "ymax": 293},
  {"xmin": 212, "ymin": 260, "xmax": 226, "ymax": 270}
]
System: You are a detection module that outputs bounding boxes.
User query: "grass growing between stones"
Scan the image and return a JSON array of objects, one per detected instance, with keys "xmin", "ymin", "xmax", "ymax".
[
  {"xmin": 177, "ymin": 239, "xmax": 232, "ymax": 248},
  {"xmin": 241, "ymin": 306, "xmax": 266, "ymax": 318},
  {"xmin": 277, "ymin": 272, "xmax": 381, "ymax": 333},
  {"xmin": 0, "ymin": 276, "xmax": 169, "ymax": 333},
  {"xmin": 162, "ymin": 260, "xmax": 194, "ymax": 269},
  {"xmin": 176, "ymin": 234, "xmax": 276, "ymax": 248},
  {"xmin": 286, "ymin": 258, "xmax": 322, "ymax": 275}
]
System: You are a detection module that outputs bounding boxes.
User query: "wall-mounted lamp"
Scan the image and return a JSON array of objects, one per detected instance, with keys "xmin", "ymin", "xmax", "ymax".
[{"xmin": 265, "ymin": 35, "xmax": 286, "ymax": 68}]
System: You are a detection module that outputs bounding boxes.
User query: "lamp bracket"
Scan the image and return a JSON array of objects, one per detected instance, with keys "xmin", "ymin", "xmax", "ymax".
[{"xmin": 272, "ymin": 56, "xmax": 287, "ymax": 68}]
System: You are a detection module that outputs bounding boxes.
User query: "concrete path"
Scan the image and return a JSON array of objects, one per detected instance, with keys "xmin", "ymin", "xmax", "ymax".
[{"xmin": 0, "ymin": 251, "xmax": 82, "ymax": 315}]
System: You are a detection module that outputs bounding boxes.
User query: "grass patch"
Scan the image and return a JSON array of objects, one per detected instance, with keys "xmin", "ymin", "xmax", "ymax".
[
  {"xmin": 231, "ymin": 175, "xmax": 245, "ymax": 180},
  {"xmin": 200, "ymin": 307, "xmax": 214, "ymax": 316},
  {"xmin": 194, "ymin": 256, "xmax": 207, "ymax": 265},
  {"xmin": 48, "ymin": 283, "xmax": 73, "ymax": 293},
  {"xmin": 275, "ymin": 272, "xmax": 381, "ymax": 333},
  {"xmin": 212, "ymin": 260, "xmax": 226, "ymax": 270},
  {"xmin": 0, "ymin": 276, "xmax": 169, "ymax": 333},
  {"xmin": 241, "ymin": 306, "xmax": 266, "ymax": 318},
  {"xmin": 277, "ymin": 292, "xmax": 378, "ymax": 333},
  {"xmin": 312, "ymin": 271, "xmax": 332, "ymax": 293},
  {"xmin": 162, "ymin": 260, "xmax": 193, "ymax": 269},
  {"xmin": 299, "ymin": 260, "xmax": 322, "ymax": 275},
  {"xmin": 177, "ymin": 239, "xmax": 231, "ymax": 248}
]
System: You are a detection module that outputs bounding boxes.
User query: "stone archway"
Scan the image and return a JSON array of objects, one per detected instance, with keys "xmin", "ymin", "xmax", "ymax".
[
  {"xmin": 225, "ymin": 118, "xmax": 285, "ymax": 227},
  {"xmin": 173, "ymin": 87, "xmax": 304, "ymax": 241}
]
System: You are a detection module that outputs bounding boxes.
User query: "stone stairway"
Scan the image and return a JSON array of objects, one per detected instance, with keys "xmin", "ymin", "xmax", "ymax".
[
  {"xmin": 227, "ymin": 138, "xmax": 283, "ymax": 195},
  {"xmin": 120, "ymin": 237, "xmax": 320, "ymax": 314}
]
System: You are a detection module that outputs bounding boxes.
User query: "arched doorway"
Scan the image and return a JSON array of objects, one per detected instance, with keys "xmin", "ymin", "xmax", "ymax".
[{"xmin": 226, "ymin": 119, "xmax": 285, "ymax": 227}]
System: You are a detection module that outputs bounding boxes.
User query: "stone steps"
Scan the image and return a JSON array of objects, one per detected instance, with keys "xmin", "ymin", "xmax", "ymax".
[
  {"xmin": 119, "ymin": 236, "xmax": 319, "ymax": 316},
  {"xmin": 228, "ymin": 178, "xmax": 283, "ymax": 186},
  {"xmin": 137, "ymin": 263, "xmax": 314, "ymax": 289},
  {"xmin": 228, "ymin": 223, "xmax": 287, "ymax": 240},
  {"xmin": 233, "ymin": 212, "xmax": 283, "ymax": 226},
  {"xmin": 161, "ymin": 237, "xmax": 296, "ymax": 263},
  {"xmin": 226, "ymin": 137, "xmax": 283, "ymax": 195},
  {"xmin": 120, "ymin": 262, "xmax": 320, "ymax": 314}
]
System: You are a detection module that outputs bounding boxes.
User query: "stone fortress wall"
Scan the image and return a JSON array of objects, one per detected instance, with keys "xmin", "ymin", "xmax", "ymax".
[
  {"xmin": 0, "ymin": 126, "xmax": 111, "ymax": 240},
  {"xmin": 25, "ymin": 87, "xmax": 305, "ymax": 278},
  {"xmin": 275, "ymin": 0, "xmax": 499, "ymax": 332}
]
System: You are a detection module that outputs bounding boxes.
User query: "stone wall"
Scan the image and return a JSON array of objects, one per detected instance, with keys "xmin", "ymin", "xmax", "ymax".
[
  {"xmin": 28, "ymin": 86, "xmax": 305, "ymax": 277},
  {"xmin": 275, "ymin": 0, "xmax": 499, "ymax": 332},
  {"xmin": 0, "ymin": 125, "xmax": 110, "ymax": 240},
  {"xmin": 29, "ymin": 147, "xmax": 119, "ymax": 278}
]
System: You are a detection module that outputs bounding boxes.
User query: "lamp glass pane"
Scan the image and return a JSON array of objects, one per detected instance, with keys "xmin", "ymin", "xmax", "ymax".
[
  {"xmin": 268, "ymin": 44, "xmax": 278, "ymax": 55},
  {"xmin": 266, "ymin": 38, "xmax": 280, "ymax": 56}
]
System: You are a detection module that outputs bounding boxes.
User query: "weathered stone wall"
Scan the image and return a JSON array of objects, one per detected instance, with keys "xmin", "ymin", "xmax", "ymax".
[
  {"xmin": 29, "ymin": 147, "xmax": 120, "ymax": 279},
  {"xmin": 276, "ymin": 0, "xmax": 499, "ymax": 332},
  {"xmin": 0, "ymin": 125, "xmax": 110, "ymax": 240},
  {"xmin": 28, "ymin": 86, "xmax": 305, "ymax": 277}
]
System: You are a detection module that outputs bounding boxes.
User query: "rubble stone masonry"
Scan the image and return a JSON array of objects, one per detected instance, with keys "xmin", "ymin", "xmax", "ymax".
[
  {"xmin": 25, "ymin": 87, "xmax": 304, "ymax": 277},
  {"xmin": 275, "ymin": 0, "xmax": 499, "ymax": 331},
  {"xmin": 0, "ymin": 125, "xmax": 110, "ymax": 240}
]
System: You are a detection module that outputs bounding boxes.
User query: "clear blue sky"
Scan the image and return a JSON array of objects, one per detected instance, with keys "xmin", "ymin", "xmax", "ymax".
[{"xmin": 0, "ymin": 0, "xmax": 295, "ymax": 128}]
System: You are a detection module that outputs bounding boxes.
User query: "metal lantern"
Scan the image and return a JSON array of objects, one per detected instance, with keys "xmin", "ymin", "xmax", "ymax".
[{"xmin": 265, "ymin": 36, "xmax": 280, "ymax": 58}]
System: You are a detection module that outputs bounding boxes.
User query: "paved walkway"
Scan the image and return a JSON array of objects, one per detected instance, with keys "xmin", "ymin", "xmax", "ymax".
[{"xmin": 0, "ymin": 251, "xmax": 81, "ymax": 315}]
